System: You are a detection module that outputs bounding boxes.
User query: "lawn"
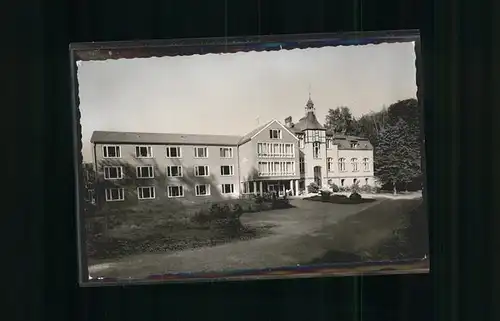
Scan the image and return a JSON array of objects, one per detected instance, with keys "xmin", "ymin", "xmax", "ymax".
[
  {"xmin": 303, "ymin": 198, "xmax": 428, "ymax": 265},
  {"xmin": 85, "ymin": 195, "xmax": 294, "ymax": 264}
]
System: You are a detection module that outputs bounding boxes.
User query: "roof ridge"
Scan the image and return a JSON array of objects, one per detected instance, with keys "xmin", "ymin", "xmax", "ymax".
[{"xmin": 92, "ymin": 130, "xmax": 242, "ymax": 138}]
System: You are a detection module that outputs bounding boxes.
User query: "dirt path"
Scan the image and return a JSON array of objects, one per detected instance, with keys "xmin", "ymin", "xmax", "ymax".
[{"xmin": 88, "ymin": 198, "xmax": 411, "ymax": 279}]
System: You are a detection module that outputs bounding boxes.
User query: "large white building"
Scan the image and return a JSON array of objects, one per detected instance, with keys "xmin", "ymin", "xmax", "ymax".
[
  {"xmin": 284, "ymin": 96, "xmax": 375, "ymax": 191},
  {"xmin": 90, "ymin": 96, "xmax": 374, "ymax": 204}
]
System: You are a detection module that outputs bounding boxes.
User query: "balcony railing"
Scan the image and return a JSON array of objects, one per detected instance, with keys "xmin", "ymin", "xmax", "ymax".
[
  {"xmin": 258, "ymin": 171, "xmax": 296, "ymax": 177},
  {"xmin": 257, "ymin": 152, "xmax": 295, "ymax": 158}
]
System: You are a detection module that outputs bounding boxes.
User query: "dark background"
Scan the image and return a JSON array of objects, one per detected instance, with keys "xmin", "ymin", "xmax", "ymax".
[{"xmin": 7, "ymin": 0, "xmax": 499, "ymax": 320}]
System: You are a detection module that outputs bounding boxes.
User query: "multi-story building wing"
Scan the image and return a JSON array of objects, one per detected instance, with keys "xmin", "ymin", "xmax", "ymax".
[
  {"xmin": 90, "ymin": 131, "xmax": 241, "ymax": 204},
  {"xmin": 89, "ymin": 96, "xmax": 374, "ymax": 204},
  {"xmin": 237, "ymin": 119, "xmax": 300, "ymax": 197},
  {"xmin": 284, "ymin": 96, "xmax": 375, "ymax": 190}
]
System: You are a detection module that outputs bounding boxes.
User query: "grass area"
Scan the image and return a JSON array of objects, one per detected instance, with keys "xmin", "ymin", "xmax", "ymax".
[
  {"xmin": 304, "ymin": 198, "xmax": 428, "ymax": 265},
  {"xmin": 373, "ymin": 201, "xmax": 428, "ymax": 260},
  {"xmin": 305, "ymin": 193, "xmax": 377, "ymax": 204},
  {"xmin": 86, "ymin": 196, "xmax": 293, "ymax": 264}
]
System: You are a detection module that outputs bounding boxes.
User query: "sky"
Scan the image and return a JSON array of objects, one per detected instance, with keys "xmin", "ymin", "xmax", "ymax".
[{"xmin": 77, "ymin": 42, "xmax": 417, "ymax": 162}]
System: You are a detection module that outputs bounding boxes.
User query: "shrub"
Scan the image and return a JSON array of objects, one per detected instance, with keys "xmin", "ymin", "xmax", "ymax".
[
  {"xmin": 351, "ymin": 182, "xmax": 361, "ymax": 193},
  {"xmin": 349, "ymin": 191, "xmax": 362, "ymax": 200},
  {"xmin": 360, "ymin": 184, "xmax": 372, "ymax": 193},
  {"xmin": 338, "ymin": 186, "xmax": 349, "ymax": 192},
  {"xmin": 320, "ymin": 190, "xmax": 332, "ymax": 201},
  {"xmin": 307, "ymin": 182, "xmax": 320, "ymax": 194},
  {"xmin": 191, "ymin": 202, "xmax": 243, "ymax": 228},
  {"xmin": 329, "ymin": 182, "xmax": 340, "ymax": 193}
]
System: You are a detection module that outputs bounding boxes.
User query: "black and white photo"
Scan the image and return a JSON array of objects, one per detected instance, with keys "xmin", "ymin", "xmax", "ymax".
[{"xmin": 73, "ymin": 32, "xmax": 429, "ymax": 285}]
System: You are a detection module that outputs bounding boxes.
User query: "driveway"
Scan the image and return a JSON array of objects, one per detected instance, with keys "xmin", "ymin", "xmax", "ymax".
[{"xmin": 88, "ymin": 199, "xmax": 383, "ymax": 279}]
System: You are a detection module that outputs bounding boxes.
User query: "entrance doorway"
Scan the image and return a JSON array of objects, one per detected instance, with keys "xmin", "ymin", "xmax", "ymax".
[
  {"xmin": 268, "ymin": 183, "xmax": 285, "ymax": 196},
  {"xmin": 313, "ymin": 166, "xmax": 322, "ymax": 186}
]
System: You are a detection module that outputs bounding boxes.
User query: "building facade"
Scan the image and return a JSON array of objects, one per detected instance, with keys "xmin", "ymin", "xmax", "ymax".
[{"xmin": 89, "ymin": 97, "xmax": 374, "ymax": 204}]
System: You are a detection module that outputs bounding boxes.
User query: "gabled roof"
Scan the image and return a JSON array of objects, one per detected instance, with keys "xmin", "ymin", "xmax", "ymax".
[
  {"xmin": 290, "ymin": 112, "xmax": 325, "ymax": 132},
  {"xmin": 238, "ymin": 119, "xmax": 299, "ymax": 145},
  {"xmin": 90, "ymin": 131, "xmax": 242, "ymax": 146},
  {"xmin": 237, "ymin": 122, "xmax": 270, "ymax": 145}
]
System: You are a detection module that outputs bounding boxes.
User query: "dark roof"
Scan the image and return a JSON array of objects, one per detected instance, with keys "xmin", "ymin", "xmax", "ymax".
[
  {"xmin": 291, "ymin": 112, "xmax": 325, "ymax": 131},
  {"xmin": 333, "ymin": 135, "xmax": 373, "ymax": 150},
  {"xmin": 90, "ymin": 131, "xmax": 242, "ymax": 146}
]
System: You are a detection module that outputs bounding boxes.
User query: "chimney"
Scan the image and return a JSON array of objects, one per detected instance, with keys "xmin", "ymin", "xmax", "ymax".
[{"xmin": 285, "ymin": 116, "xmax": 293, "ymax": 128}]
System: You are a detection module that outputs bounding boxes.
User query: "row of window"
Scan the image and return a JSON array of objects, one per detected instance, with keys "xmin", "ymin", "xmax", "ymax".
[
  {"xmin": 102, "ymin": 145, "xmax": 234, "ymax": 159},
  {"xmin": 329, "ymin": 158, "xmax": 370, "ymax": 172},
  {"xmin": 257, "ymin": 161, "xmax": 296, "ymax": 177},
  {"xmin": 103, "ymin": 165, "xmax": 234, "ymax": 180},
  {"xmin": 329, "ymin": 178, "xmax": 370, "ymax": 187},
  {"xmin": 257, "ymin": 143, "xmax": 295, "ymax": 158},
  {"xmin": 298, "ymin": 138, "xmax": 364, "ymax": 150},
  {"xmin": 296, "ymin": 158, "xmax": 370, "ymax": 174},
  {"xmin": 103, "ymin": 141, "xmax": 366, "ymax": 161},
  {"xmin": 104, "ymin": 184, "xmax": 236, "ymax": 201}
]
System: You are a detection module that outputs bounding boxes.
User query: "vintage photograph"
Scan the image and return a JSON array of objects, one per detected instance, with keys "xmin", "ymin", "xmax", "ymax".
[{"xmin": 76, "ymin": 37, "xmax": 428, "ymax": 282}]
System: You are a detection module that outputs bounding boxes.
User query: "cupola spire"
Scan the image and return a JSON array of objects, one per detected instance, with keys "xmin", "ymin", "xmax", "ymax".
[{"xmin": 305, "ymin": 84, "xmax": 315, "ymax": 113}]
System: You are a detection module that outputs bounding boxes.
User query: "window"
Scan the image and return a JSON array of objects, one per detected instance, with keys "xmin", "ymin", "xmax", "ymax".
[
  {"xmin": 327, "ymin": 157, "xmax": 334, "ymax": 172},
  {"xmin": 362, "ymin": 158, "xmax": 370, "ymax": 171},
  {"xmin": 338, "ymin": 158, "xmax": 346, "ymax": 172},
  {"xmin": 220, "ymin": 165, "xmax": 234, "ymax": 176},
  {"xmin": 353, "ymin": 178, "xmax": 358, "ymax": 185},
  {"xmin": 220, "ymin": 147, "xmax": 233, "ymax": 158},
  {"xmin": 326, "ymin": 139, "xmax": 333, "ymax": 149},
  {"xmin": 257, "ymin": 143, "xmax": 295, "ymax": 158},
  {"xmin": 136, "ymin": 166, "xmax": 154, "ymax": 178},
  {"xmin": 258, "ymin": 161, "xmax": 296, "ymax": 176},
  {"xmin": 167, "ymin": 185, "xmax": 184, "ymax": 198},
  {"xmin": 351, "ymin": 158, "xmax": 359, "ymax": 172},
  {"xmin": 305, "ymin": 130, "xmax": 326, "ymax": 143},
  {"xmin": 365, "ymin": 178, "xmax": 369, "ymax": 185},
  {"xmin": 313, "ymin": 142, "xmax": 321, "ymax": 159},
  {"xmin": 299, "ymin": 158, "xmax": 305, "ymax": 173},
  {"xmin": 103, "ymin": 145, "xmax": 121, "ymax": 158},
  {"xmin": 105, "ymin": 188, "xmax": 124, "ymax": 201},
  {"xmin": 350, "ymin": 141, "xmax": 359, "ymax": 148},
  {"xmin": 166, "ymin": 146, "xmax": 181, "ymax": 158},
  {"xmin": 166, "ymin": 165, "xmax": 183, "ymax": 177},
  {"xmin": 194, "ymin": 165, "xmax": 209, "ymax": 176},
  {"xmin": 86, "ymin": 189, "xmax": 95, "ymax": 203},
  {"xmin": 299, "ymin": 136, "xmax": 305, "ymax": 148},
  {"xmin": 195, "ymin": 184, "xmax": 211, "ymax": 196},
  {"xmin": 137, "ymin": 186, "xmax": 155, "ymax": 200},
  {"xmin": 242, "ymin": 181, "xmax": 256, "ymax": 194},
  {"xmin": 194, "ymin": 147, "xmax": 208, "ymax": 158},
  {"xmin": 269, "ymin": 129, "xmax": 282, "ymax": 139},
  {"xmin": 340, "ymin": 179, "xmax": 345, "ymax": 187},
  {"xmin": 221, "ymin": 184, "xmax": 234, "ymax": 194},
  {"xmin": 104, "ymin": 166, "xmax": 123, "ymax": 179},
  {"xmin": 135, "ymin": 146, "xmax": 153, "ymax": 158}
]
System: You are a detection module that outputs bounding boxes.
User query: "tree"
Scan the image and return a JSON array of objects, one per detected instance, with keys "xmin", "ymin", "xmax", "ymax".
[
  {"xmin": 324, "ymin": 106, "xmax": 356, "ymax": 134},
  {"xmin": 82, "ymin": 163, "xmax": 96, "ymax": 203},
  {"xmin": 355, "ymin": 107, "xmax": 389, "ymax": 144},
  {"xmin": 374, "ymin": 119, "xmax": 421, "ymax": 194},
  {"xmin": 387, "ymin": 98, "xmax": 420, "ymax": 129}
]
